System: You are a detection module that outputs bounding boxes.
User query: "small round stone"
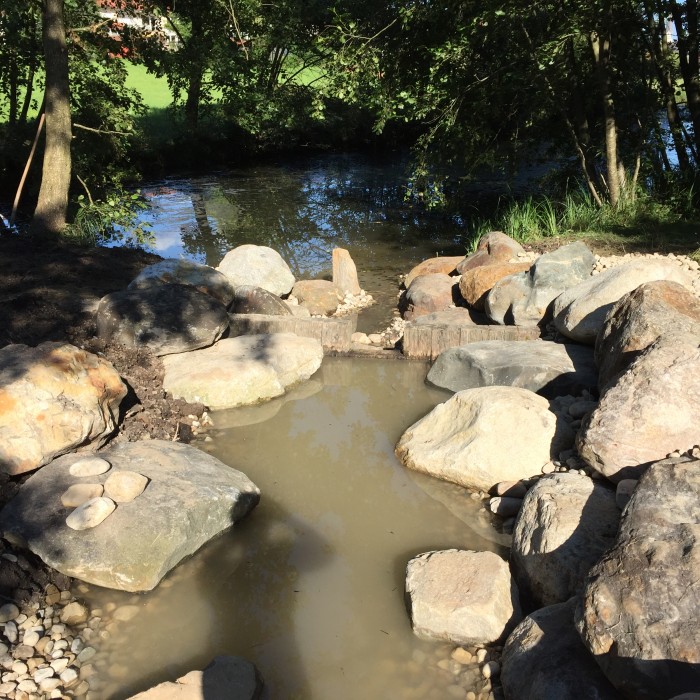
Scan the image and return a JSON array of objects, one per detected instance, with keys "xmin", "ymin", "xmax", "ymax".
[
  {"xmin": 103, "ymin": 471, "xmax": 148, "ymax": 504},
  {"xmin": 60, "ymin": 603, "xmax": 89, "ymax": 626},
  {"xmin": 61, "ymin": 484, "xmax": 104, "ymax": 509},
  {"xmin": 481, "ymin": 660, "xmax": 500, "ymax": 679},
  {"xmin": 0, "ymin": 603, "xmax": 20, "ymax": 623},
  {"xmin": 65, "ymin": 497, "xmax": 116, "ymax": 531},
  {"xmin": 22, "ymin": 631, "xmax": 40, "ymax": 648},
  {"xmin": 69, "ymin": 457, "xmax": 111, "ymax": 477}
]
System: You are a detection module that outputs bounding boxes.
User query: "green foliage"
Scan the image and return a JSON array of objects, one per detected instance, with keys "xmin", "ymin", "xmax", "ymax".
[{"xmin": 67, "ymin": 188, "xmax": 153, "ymax": 246}]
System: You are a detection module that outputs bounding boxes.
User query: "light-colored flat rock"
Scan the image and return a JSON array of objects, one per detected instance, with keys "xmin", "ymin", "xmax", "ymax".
[
  {"xmin": 396, "ymin": 386, "xmax": 574, "ymax": 492},
  {"xmin": 69, "ymin": 457, "xmax": 111, "ymax": 477},
  {"xmin": 406, "ymin": 549, "xmax": 521, "ymax": 646},
  {"xmin": 0, "ymin": 343, "xmax": 126, "ymax": 475},
  {"xmin": 0, "ymin": 441, "xmax": 260, "ymax": 591},
  {"xmin": 60, "ymin": 483, "xmax": 104, "ymax": 508},
  {"xmin": 104, "ymin": 470, "xmax": 148, "ymax": 503},
  {"xmin": 65, "ymin": 497, "xmax": 116, "ymax": 531},
  {"xmin": 217, "ymin": 244, "xmax": 295, "ymax": 297},
  {"xmin": 162, "ymin": 334, "xmax": 323, "ymax": 410}
]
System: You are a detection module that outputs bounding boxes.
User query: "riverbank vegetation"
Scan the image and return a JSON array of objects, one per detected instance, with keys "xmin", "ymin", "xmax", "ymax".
[{"xmin": 0, "ymin": 0, "xmax": 698, "ymax": 249}]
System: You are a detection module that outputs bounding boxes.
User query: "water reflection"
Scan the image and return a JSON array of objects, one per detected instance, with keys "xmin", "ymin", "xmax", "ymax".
[{"xmin": 81, "ymin": 358, "xmax": 507, "ymax": 699}]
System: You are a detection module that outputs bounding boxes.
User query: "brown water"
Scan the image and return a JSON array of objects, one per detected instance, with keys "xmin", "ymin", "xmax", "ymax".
[{"xmin": 80, "ymin": 358, "xmax": 509, "ymax": 699}]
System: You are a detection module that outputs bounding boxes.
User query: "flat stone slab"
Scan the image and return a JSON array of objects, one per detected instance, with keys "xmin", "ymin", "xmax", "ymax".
[
  {"xmin": 0, "ymin": 441, "xmax": 260, "ymax": 592},
  {"xmin": 162, "ymin": 333, "xmax": 323, "ymax": 410},
  {"xmin": 427, "ymin": 340, "xmax": 597, "ymax": 398}
]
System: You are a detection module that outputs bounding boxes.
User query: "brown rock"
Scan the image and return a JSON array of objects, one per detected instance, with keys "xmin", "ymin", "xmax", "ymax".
[
  {"xmin": 0, "ymin": 343, "xmax": 127, "ymax": 475},
  {"xmin": 404, "ymin": 256, "xmax": 464, "ymax": 288},
  {"xmin": 402, "ymin": 274, "xmax": 460, "ymax": 321},
  {"xmin": 332, "ymin": 248, "xmax": 362, "ymax": 295},
  {"xmin": 459, "ymin": 262, "xmax": 531, "ymax": 311},
  {"xmin": 291, "ymin": 280, "xmax": 342, "ymax": 316},
  {"xmin": 456, "ymin": 232, "xmax": 526, "ymax": 275},
  {"xmin": 104, "ymin": 471, "xmax": 148, "ymax": 503},
  {"xmin": 595, "ymin": 280, "xmax": 700, "ymax": 392}
]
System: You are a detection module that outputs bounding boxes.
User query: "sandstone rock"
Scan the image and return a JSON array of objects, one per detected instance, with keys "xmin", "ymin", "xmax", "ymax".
[
  {"xmin": 459, "ymin": 263, "xmax": 531, "ymax": 311},
  {"xmin": 402, "ymin": 274, "xmax": 460, "ymax": 320},
  {"xmin": 162, "ymin": 334, "xmax": 323, "ymax": 410},
  {"xmin": 0, "ymin": 343, "xmax": 126, "ymax": 475},
  {"xmin": 65, "ymin": 496, "xmax": 116, "ymax": 530},
  {"xmin": 396, "ymin": 386, "xmax": 574, "ymax": 492},
  {"xmin": 127, "ymin": 655, "xmax": 262, "ymax": 700},
  {"xmin": 501, "ymin": 598, "xmax": 621, "ymax": 700},
  {"xmin": 60, "ymin": 483, "xmax": 104, "ymax": 508},
  {"xmin": 291, "ymin": 280, "xmax": 342, "ymax": 316},
  {"xmin": 427, "ymin": 340, "xmax": 597, "ymax": 399},
  {"xmin": 553, "ymin": 259, "xmax": 695, "ymax": 344},
  {"xmin": 595, "ymin": 281, "xmax": 700, "ymax": 391},
  {"xmin": 406, "ymin": 549, "xmax": 521, "ymax": 646},
  {"xmin": 511, "ymin": 473, "xmax": 619, "ymax": 609},
  {"xmin": 60, "ymin": 602, "xmax": 89, "ymax": 626},
  {"xmin": 128, "ymin": 259, "xmax": 235, "ymax": 307},
  {"xmin": 456, "ymin": 232, "xmax": 526, "ymax": 275},
  {"xmin": 486, "ymin": 242, "xmax": 595, "ymax": 327},
  {"xmin": 104, "ymin": 471, "xmax": 148, "ymax": 503},
  {"xmin": 332, "ymin": 248, "xmax": 362, "ymax": 295},
  {"xmin": 576, "ymin": 455, "xmax": 700, "ymax": 699},
  {"xmin": 97, "ymin": 284, "xmax": 229, "ymax": 356},
  {"xmin": 405, "ymin": 256, "xmax": 464, "ymax": 288},
  {"xmin": 230, "ymin": 285, "xmax": 292, "ymax": 316},
  {"xmin": 412, "ymin": 307, "xmax": 489, "ymax": 326},
  {"xmin": 578, "ymin": 331, "xmax": 700, "ymax": 482},
  {"xmin": 216, "ymin": 244, "xmax": 295, "ymax": 297},
  {"xmin": 0, "ymin": 440, "xmax": 260, "ymax": 591},
  {"xmin": 69, "ymin": 457, "xmax": 110, "ymax": 477}
]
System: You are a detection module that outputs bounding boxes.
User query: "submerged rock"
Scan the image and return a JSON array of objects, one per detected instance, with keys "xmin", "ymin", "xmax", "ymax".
[{"xmin": 0, "ymin": 440, "xmax": 260, "ymax": 591}]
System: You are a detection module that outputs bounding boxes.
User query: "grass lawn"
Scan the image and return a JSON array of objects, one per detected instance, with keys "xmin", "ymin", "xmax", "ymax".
[{"xmin": 124, "ymin": 63, "xmax": 173, "ymax": 110}]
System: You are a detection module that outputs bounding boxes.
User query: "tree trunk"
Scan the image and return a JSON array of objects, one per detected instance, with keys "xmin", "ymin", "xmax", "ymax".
[
  {"xmin": 185, "ymin": 68, "xmax": 202, "ymax": 130},
  {"xmin": 590, "ymin": 29, "xmax": 621, "ymax": 206},
  {"xmin": 31, "ymin": 0, "xmax": 72, "ymax": 237}
]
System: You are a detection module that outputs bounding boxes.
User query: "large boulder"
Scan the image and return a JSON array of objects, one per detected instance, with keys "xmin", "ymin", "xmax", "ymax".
[
  {"xmin": 427, "ymin": 340, "xmax": 597, "ymax": 399},
  {"xmin": 553, "ymin": 259, "xmax": 695, "ymax": 345},
  {"xmin": 402, "ymin": 273, "xmax": 460, "ymax": 320},
  {"xmin": 291, "ymin": 280, "xmax": 342, "ymax": 316},
  {"xmin": 162, "ymin": 334, "xmax": 323, "ymax": 410},
  {"xmin": 0, "ymin": 440, "xmax": 260, "ymax": 592},
  {"xmin": 97, "ymin": 284, "xmax": 229, "ymax": 356},
  {"xmin": 216, "ymin": 245, "xmax": 295, "ymax": 297},
  {"xmin": 127, "ymin": 656, "xmax": 262, "ymax": 700},
  {"xmin": 230, "ymin": 285, "xmax": 292, "ymax": 316},
  {"xmin": 332, "ymin": 248, "xmax": 362, "ymax": 295},
  {"xmin": 578, "ymin": 331, "xmax": 700, "ymax": 482},
  {"xmin": 501, "ymin": 598, "xmax": 622, "ymax": 700},
  {"xmin": 406, "ymin": 549, "xmax": 521, "ymax": 645},
  {"xmin": 456, "ymin": 232, "xmax": 527, "ymax": 275},
  {"xmin": 485, "ymin": 242, "xmax": 595, "ymax": 327},
  {"xmin": 128, "ymin": 259, "xmax": 235, "ymax": 307},
  {"xmin": 510, "ymin": 473, "xmax": 619, "ymax": 609},
  {"xmin": 595, "ymin": 281, "xmax": 700, "ymax": 391},
  {"xmin": 395, "ymin": 386, "xmax": 574, "ymax": 492},
  {"xmin": 576, "ymin": 454, "xmax": 700, "ymax": 699},
  {"xmin": 404, "ymin": 256, "xmax": 464, "ymax": 288},
  {"xmin": 459, "ymin": 262, "xmax": 531, "ymax": 311},
  {"xmin": 0, "ymin": 343, "xmax": 126, "ymax": 475}
]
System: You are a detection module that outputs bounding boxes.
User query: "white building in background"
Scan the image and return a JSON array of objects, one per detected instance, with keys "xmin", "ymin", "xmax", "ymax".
[{"xmin": 95, "ymin": 1, "xmax": 180, "ymax": 49}]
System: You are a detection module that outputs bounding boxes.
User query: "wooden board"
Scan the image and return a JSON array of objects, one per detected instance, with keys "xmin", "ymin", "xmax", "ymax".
[
  {"xmin": 228, "ymin": 313, "xmax": 356, "ymax": 352},
  {"xmin": 402, "ymin": 321, "xmax": 541, "ymax": 360}
]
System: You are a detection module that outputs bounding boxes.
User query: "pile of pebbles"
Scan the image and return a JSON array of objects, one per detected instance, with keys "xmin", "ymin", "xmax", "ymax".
[
  {"xmin": 0, "ymin": 591, "xmax": 97, "ymax": 699},
  {"xmin": 334, "ymin": 289, "xmax": 375, "ymax": 317}
]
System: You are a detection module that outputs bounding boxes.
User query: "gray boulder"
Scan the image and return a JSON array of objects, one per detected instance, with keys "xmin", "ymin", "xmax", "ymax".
[
  {"xmin": 595, "ymin": 280, "xmax": 700, "ymax": 391},
  {"xmin": 0, "ymin": 441, "xmax": 260, "ymax": 592},
  {"xmin": 127, "ymin": 655, "xmax": 262, "ymax": 700},
  {"xmin": 553, "ymin": 259, "xmax": 694, "ymax": 345},
  {"xmin": 162, "ymin": 333, "xmax": 323, "ymax": 410},
  {"xmin": 485, "ymin": 242, "xmax": 595, "ymax": 327},
  {"xmin": 456, "ymin": 232, "xmax": 527, "ymax": 275},
  {"xmin": 402, "ymin": 273, "xmax": 460, "ymax": 320},
  {"xmin": 511, "ymin": 473, "xmax": 619, "ymax": 609},
  {"xmin": 427, "ymin": 340, "xmax": 597, "ymax": 398},
  {"xmin": 406, "ymin": 549, "xmax": 521, "ymax": 645},
  {"xmin": 576, "ymin": 454, "xmax": 700, "ymax": 699},
  {"xmin": 396, "ymin": 386, "xmax": 574, "ymax": 492},
  {"xmin": 578, "ymin": 331, "xmax": 700, "ymax": 482},
  {"xmin": 217, "ymin": 245, "xmax": 295, "ymax": 297},
  {"xmin": 501, "ymin": 598, "xmax": 622, "ymax": 700},
  {"xmin": 0, "ymin": 343, "xmax": 126, "ymax": 475},
  {"xmin": 230, "ymin": 285, "xmax": 292, "ymax": 316},
  {"xmin": 97, "ymin": 284, "xmax": 229, "ymax": 356},
  {"xmin": 128, "ymin": 259, "xmax": 235, "ymax": 307}
]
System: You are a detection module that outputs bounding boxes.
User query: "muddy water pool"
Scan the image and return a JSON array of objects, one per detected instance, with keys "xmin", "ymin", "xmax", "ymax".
[{"xmin": 79, "ymin": 358, "xmax": 509, "ymax": 699}]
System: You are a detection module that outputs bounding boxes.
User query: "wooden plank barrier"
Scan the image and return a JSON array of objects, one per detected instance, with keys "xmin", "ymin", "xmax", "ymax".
[
  {"xmin": 402, "ymin": 321, "xmax": 541, "ymax": 360},
  {"xmin": 228, "ymin": 313, "xmax": 357, "ymax": 353}
]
